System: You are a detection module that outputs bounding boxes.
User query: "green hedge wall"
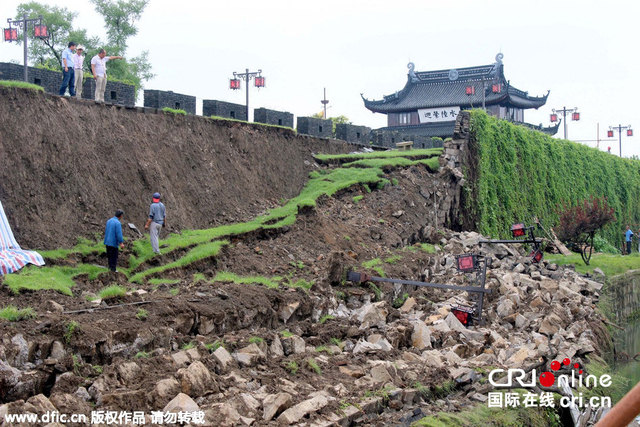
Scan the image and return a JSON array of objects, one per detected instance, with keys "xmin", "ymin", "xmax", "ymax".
[{"xmin": 469, "ymin": 109, "xmax": 640, "ymax": 247}]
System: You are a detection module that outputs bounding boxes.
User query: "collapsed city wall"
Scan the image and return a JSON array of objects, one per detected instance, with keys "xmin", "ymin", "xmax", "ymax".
[{"xmin": 0, "ymin": 87, "xmax": 358, "ymax": 249}]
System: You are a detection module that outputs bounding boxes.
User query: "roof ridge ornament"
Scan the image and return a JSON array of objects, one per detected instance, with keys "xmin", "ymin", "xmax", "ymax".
[
  {"xmin": 408, "ymin": 62, "xmax": 418, "ymax": 83},
  {"xmin": 448, "ymin": 69, "xmax": 459, "ymax": 81},
  {"xmin": 495, "ymin": 52, "xmax": 504, "ymax": 64}
]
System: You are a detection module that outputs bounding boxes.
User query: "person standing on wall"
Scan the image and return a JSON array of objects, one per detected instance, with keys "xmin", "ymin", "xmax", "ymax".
[
  {"xmin": 90, "ymin": 49, "xmax": 123, "ymax": 103},
  {"xmin": 104, "ymin": 210, "xmax": 125, "ymax": 272},
  {"xmin": 624, "ymin": 225, "xmax": 633, "ymax": 255},
  {"xmin": 73, "ymin": 45, "xmax": 85, "ymax": 99},
  {"xmin": 144, "ymin": 193, "xmax": 166, "ymax": 255},
  {"xmin": 59, "ymin": 41, "xmax": 76, "ymax": 96}
]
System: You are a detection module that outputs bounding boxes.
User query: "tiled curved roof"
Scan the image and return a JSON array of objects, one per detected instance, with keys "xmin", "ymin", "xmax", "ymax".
[{"xmin": 363, "ymin": 63, "xmax": 548, "ymax": 113}]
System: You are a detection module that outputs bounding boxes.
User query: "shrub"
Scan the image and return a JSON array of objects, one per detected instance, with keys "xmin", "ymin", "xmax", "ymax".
[{"xmin": 557, "ymin": 196, "xmax": 615, "ymax": 265}]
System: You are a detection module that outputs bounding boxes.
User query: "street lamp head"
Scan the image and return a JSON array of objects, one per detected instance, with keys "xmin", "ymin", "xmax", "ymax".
[
  {"xmin": 572, "ymin": 112, "xmax": 580, "ymax": 121},
  {"xmin": 607, "ymin": 130, "xmax": 614, "ymax": 138},
  {"xmin": 627, "ymin": 129, "xmax": 633, "ymax": 137}
]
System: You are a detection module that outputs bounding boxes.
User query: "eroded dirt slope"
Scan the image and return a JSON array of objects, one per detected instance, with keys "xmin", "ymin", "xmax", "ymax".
[
  {"xmin": 0, "ymin": 163, "xmax": 610, "ymax": 426},
  {"xmin": 0, "ymin": 87, "xmax": 352, "ymax": 249}
]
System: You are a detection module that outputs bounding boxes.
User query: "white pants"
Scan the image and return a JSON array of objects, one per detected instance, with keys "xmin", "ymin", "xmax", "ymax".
[
  {"xmin": 95, "ymin": 75, "xmax": 107, "ymax": 102},
  {"xmin": 74, "ymin": 70, "xmax": 83, "ymax": 99},
  {"xmin": 150, "ymin": 222, "xmax": 162, "ymax": 253}
]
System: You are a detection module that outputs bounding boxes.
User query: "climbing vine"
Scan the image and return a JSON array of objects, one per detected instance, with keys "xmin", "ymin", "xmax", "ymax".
[{"xmin": 470, "ymin": 109, "xmax": 640, "ymax": 247}]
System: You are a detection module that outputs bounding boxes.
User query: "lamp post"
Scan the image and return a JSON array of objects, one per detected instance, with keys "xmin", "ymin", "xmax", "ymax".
[
  {"xmin": 321, "ymin": 88, "xmax": 329, "ymax": 119},
  {"xmin": 607, "ymin": 125, "xmax": 633, "ymax": 158},
  {"xmin": 229, "ymin": 68, "xmax": 264, "ymax": 121},
  {"xmin": 550, "ymin": 106, "xmax": 580, "ymax": 140},
  {"xmin": 4, "ymin": 15, "xmax": 48, "ymax": 82}
]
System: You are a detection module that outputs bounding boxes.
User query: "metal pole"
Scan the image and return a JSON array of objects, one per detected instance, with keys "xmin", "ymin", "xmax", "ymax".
[
  {"xmin": 245, "ymin": 68, "xmax": 249, "ymax": 121},
  {"xmin": 323, "ymin": 88, "xmax": 327, "ymax": 119},
  {"xmin": 563, "ymin": 106, "xmax": 568, "ymax": 140},
  {"xmin": 22, "ymin": 14, "xmax": 28, "ymax": 82},
  {"xmin": 618, "ymin": 124, "xmax": 622, "ymax": 157},
  {"xmin": 482, "ymin": 77, "xmax": 486, "ymax": 110}
]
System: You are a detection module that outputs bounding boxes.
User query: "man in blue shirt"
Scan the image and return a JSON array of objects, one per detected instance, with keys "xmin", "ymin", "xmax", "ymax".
[
  {"xmin": 104, "ymin": 210, "xmax": 125, "ymax": 271},
  {"xmin": 144, "ymin": 192, "xmax": 166, "ymax": 255},
  {"xmin": 59, "ymin": 41, "xmax": 77, "ymax": 96},
  {"xmin": 625, "ymin": 225, "xmax": 633, "ymax": 255}
]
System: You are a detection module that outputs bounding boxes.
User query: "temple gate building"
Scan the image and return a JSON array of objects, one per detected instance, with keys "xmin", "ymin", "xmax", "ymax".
[{"xmin": 362, "ymin": 54, "xmax": 558, "ymax": 138}]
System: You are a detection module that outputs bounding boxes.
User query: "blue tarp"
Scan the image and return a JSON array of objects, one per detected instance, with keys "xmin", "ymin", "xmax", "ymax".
[{"xmin": 0, "ymin": 200, "xmax": 45, "ymax": 275}]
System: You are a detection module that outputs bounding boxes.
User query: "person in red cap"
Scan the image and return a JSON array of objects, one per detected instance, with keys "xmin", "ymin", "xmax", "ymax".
[{"xmin": 144, "ymin": 192, "xmax": 166, "ymax": 255}]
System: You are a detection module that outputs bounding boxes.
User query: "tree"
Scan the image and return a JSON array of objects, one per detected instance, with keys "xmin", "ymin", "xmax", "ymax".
[
  {"xmin": 14, "ymin": 2, "xmax": 78, "ymax": 70},
  {"xmin": 89, "ymin": 0, "xmax": 154, "ymax": 93},
  {"xmin": 556, "ymin": 196, "xmax": 616, "ymax": 265},
  {"xmin": 13, "ymin": 1, "xmax": 153, "ymax": 94},
  {"xmin": 89, "ymin": 0, "xmax": 148, "ymax": 53},
  {"xmin": 311, "ymin": 113, "xmax": 351, "ymax": 134}
]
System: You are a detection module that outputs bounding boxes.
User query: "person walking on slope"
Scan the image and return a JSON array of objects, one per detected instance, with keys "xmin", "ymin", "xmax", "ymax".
[
  {"xmin": 624, "ymin": 225, "xmax": 633, "ymax": 255},
  {"xmin": 145, "ymin": 192, "xmax": 166, "ymax": 255},
  {"xmin": 104, "ymin": 210, "xmax": 125, "ymax": 271}
]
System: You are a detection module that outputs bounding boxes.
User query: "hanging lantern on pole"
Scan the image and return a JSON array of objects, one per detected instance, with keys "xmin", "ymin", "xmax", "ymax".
[
  {"xmin": 4, "ymin": 28, "xmax": 18, "ymax": 42},
  {"xmin": 229, "ymin": 78, "xmax": 240, "ymax": 90}
]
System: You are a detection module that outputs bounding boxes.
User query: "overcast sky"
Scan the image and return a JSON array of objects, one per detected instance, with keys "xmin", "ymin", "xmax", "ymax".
[{"xmin": 1, "ymin": 0, "xmax": 639, "ymax": 156}]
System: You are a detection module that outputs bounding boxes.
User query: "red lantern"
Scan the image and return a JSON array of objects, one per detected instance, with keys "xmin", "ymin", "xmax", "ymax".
[
  {"xmin": 530, "ymin": 249, "xmax": 544, "ymax": 263},
  {"xmin": 572, "ymin": 112, "xmax": 580, "ymax": 121},
  {"xmin": 511, "ymin": 223, "xmax": 526, "ymax": 238},
  {"xmin": 492, "ymin": 84, "xmax": 501, "ymax": 93},
  {"xmin": 254, "ymin": 76, "xmax": 265, "ymax": 87},
  {"xmin": 550, "ymin": 114, "xmax": 558, "ymax": 122},
  {"xmin": 229, "ymin": 78, "xmax": 240, "ymax": 90},
  {"xmin": 607, "ymin": 130, "xmax": 614, "ymax": 138},
  {"xmin": 452, "ymin": 306, "xmax": 473, "ymax": 326},
  {"xmin": 4, "ymin": 28, "xmax": 18, "ymax": 42},
  {"xmin": 627, "ymin": 129, "xmax": 633, "ymax": 137},
  {"xmin": 34, "ymin": 25, "xmax": 47, "ymax": 38},
  {"xmin": 456, "ymin": 254, "xmax": 477, "ymax": 272},
  {"xmin": 465, "ymin": 86, "xmax": 475, "ymax": 95}
]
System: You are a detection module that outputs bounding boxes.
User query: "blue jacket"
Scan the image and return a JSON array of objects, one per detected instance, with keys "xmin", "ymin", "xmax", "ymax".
[{"xmin": 104, "ymin": 216, "xmax": 123, "ymax": 247}]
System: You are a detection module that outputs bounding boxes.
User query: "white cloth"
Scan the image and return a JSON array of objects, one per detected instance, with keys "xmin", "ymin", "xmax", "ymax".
[
  {"xmin": 90, "ymin": 55, "xmax": 110, "ymax": 77},
  {"xmin": 0, "ymin": 200, "xmax": 45, "ymax": 275}
]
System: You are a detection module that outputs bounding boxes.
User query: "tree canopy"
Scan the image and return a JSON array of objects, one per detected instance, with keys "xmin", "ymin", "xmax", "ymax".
[{"xmin": 13, "ymin": 0, "xmax": 153, "ymax": 95}]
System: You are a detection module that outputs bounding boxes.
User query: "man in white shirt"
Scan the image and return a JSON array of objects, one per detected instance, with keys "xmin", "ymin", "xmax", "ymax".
[
  {"xmin": 73, "ymin": 45, "xmax": 85, "ymax": 99},
  {"xmin": 90, "ymin": 49, "xmax": 123, "ymax": 103}
]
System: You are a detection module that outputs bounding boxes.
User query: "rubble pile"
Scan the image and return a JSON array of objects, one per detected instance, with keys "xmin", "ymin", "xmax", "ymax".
[{"xmin": 0, "ymin": 230, "xmax": 609, "ymax": 426}]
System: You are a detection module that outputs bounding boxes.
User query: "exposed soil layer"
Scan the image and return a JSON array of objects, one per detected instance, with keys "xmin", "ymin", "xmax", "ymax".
[
  {"xmin": 0, "ymin": 161, "xmax": 611, "ymax": 426},
  {"xmin": 0, "ymin": 87, "xmax": 353, "ymax": 249}
]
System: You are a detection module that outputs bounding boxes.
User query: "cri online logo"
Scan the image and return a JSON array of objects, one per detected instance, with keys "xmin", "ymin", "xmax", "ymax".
[
  {"xmin": 539, "ymin": 357, "xmax": 582, "ymax": 387},
  {"xmin": 489, "ymin": 357, "xmax": 612, "ymax": 389}
]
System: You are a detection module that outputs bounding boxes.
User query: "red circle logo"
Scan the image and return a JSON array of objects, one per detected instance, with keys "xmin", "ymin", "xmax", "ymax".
[{"xmin": 539, "ymin": 372, "xmax": 555, "ymax": 387}]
